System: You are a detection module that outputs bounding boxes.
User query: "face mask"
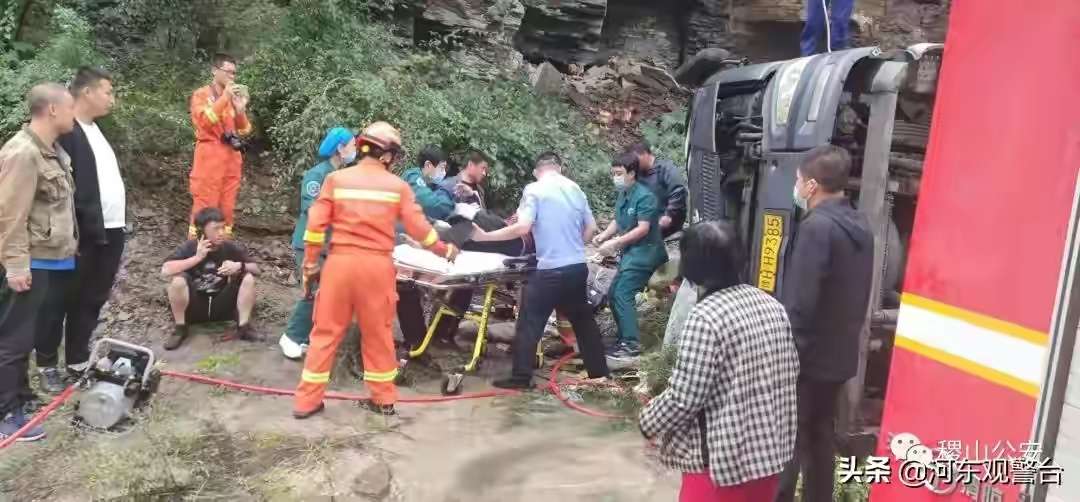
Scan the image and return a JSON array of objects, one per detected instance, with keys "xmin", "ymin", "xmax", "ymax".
[
  {"xmin": 613, "ymin": 175, "xmax": 627, "ymax": 190},
  {"xmin": 793, "ymin": 184, "xmax": 808, "ymax": 211},
  {"xmin": 342, "ymin": 150, "xmax": 357, "ymax": 165},
  {"xmin": 431, "ymin": 167, "xmax": 446, "ymax": 184}
]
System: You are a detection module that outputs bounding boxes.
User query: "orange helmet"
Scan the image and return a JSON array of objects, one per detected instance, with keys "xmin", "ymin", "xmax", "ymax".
[{"xmin": 356, "ymin": 121, "xmax": 402, "ymax": 157}]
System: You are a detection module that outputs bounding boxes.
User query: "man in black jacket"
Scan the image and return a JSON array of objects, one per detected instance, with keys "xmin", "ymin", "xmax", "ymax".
[
  {"xmin": 775, "ymin": 145, "xmax": 873, "ymax": 502},
  {"xmin": 36, "ymin": 67, "xmax": 125, "ymax": 392},
  {"xmin": 627, "ymin": 142, "xmax": 687, "ymax": 238}
]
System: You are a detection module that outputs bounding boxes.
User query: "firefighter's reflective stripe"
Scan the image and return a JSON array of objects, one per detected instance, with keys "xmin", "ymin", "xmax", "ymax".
[
  {"xmin": 304, "ymin": 230, "xmax": 325, "ymax": 244},
  {"xmin": 301, "ymin": 369, "xmax": 330, "ymax": 384},
  {"xmin": 204, "ymin": 106, "xmax": 220, "ymax": 124},
  {"xmin": 421, "ymin": 229, "xmax": 438, "ymax": 247},
  {"xmin": 334, "ymin": 189, "xmax": 401, "ymax": 203},
  {"xmin": 363, "ymin": 369, "xmax": 399, "ymax": 383},
  {"xmin": 896, "ymin": 293, "xmax": 1046, "ymax": 397}
]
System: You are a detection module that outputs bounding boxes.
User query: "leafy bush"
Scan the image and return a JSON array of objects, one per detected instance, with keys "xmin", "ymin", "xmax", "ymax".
[
  {"xmin": 640, "ymin": 107, "xmax": 689, "ymax": 164},
  {"xmin": 244, "ymin": 0, "xmax": 614, "ymax": 213},
  {"xmin": 0, "ymin": 6, "xmax": 102, "ymax": 140}
]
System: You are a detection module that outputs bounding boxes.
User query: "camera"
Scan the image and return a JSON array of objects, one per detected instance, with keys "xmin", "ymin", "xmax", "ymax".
[{"xmin": 222, "ymin": 131, "xmax": 246, "ymax": 152}]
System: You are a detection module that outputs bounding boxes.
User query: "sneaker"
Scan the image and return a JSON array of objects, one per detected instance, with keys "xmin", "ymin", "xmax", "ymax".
[
  {"xmin": 279, "ymin": 334, "xmax": 307, "ymax": 360},
  {"xmin": 358, "ymin": 400, "xmax": 397, "ymax": 416},
  {"xmin": 0, "ymin": 408, "xmax": 46, "ymax": 442},
  {"xmin": 604, "ymin": 342, "xmax": 628, "ymax": 357},
  {"xmin": 38, "ymin": 367, "xmax": 67, "ymax": 394},
  {"xmin": 492, "ymin": 377, "xmax": 533, "ymax": 390},
  {"xmin": 606, "ymin": 345, "xmax": 642, "ymax": 371},
  {"xmin": 236, "ymin": 323, "xmax": 264, "ymax": 342},
  {"xmin": 164, "ymin": 325, "xmax": 189, "ymax": 351}
]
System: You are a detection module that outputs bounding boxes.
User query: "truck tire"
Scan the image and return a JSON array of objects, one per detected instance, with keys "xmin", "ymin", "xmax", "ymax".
[{"xmin": 674, "ymin": 48, "xmax": 735, "ymax": 88}]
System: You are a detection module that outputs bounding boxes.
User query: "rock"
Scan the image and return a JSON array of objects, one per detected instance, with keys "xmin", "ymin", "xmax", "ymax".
[
  {"xmin": 531, "ymin": 61, "xmax": 564, "ymax": 95},
  {"xmin": 485, "ymin": 321, "xmax": 517, "ymax": 344},
  {"xmin": 354, "ymin": 459, "xmax": 392, "ymax": 498},
  {"xmin": 118, "ymin": 311, "xmax": 132, "ymax": 322},
  {"xmin": 514, "ymin": 0, "xmax": 608, "ymax": 67}
]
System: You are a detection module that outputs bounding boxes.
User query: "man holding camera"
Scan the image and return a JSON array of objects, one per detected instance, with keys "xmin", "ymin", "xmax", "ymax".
[{"xmin": 188, "ymin": 53, "xmax": 251, "ymax": 239}]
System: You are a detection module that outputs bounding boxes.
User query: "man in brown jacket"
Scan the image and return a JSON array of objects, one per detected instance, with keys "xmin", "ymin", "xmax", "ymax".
[{"xmin": 0, "ymin": 83, "xmax": 77, "ymax": 442}]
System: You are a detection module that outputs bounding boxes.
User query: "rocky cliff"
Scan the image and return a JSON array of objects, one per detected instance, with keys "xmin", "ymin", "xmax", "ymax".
[{"xmin": 411, "ymin": 0, "xmax": 950, "ymax": 71}]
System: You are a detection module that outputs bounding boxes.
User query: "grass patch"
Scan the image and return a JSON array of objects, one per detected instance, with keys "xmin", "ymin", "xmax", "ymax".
[{"xmin": 195, "ymin": 352, "xmax": 242, "ymax": 375}]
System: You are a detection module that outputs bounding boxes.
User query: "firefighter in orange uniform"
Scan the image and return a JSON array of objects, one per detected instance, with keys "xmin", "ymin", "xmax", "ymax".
[
  {"xmin": 188, "ymin": 53, "xmax": 252, "ymax": 238},
  {"xmin": 293, "ymin": 122, "xmax": 459, "ymax": 418}
]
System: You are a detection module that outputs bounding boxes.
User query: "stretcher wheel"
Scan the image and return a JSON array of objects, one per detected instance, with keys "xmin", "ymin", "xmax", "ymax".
[{"xmin": 441, "ymin": 373, "xmax": 464, "ymax": 396}]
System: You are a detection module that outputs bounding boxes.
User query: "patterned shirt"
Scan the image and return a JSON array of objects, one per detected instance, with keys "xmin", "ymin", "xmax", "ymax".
[{"xmin": 639, "ymin": 284, "xmax": 799, "ymax": 486}]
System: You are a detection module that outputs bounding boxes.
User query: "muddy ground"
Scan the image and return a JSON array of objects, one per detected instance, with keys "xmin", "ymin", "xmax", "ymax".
[{"xmin": 0, "ymin": 158, "xmax": 678, "ymax": 501}]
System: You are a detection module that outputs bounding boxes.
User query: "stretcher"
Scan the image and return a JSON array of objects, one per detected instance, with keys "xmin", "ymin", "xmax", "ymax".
[{"xmin": 393, "ymin": 245, "xmax": 542, "ymax": 395}]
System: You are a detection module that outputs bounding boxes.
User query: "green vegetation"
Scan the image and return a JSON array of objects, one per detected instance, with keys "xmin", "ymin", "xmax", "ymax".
[{"xmin": 2, "ymin": 0, "xmax": 618, "ymax": 214}]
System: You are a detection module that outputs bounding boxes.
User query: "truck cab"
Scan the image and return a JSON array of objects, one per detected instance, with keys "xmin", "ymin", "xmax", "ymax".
[{"xmin": 682, "ymin": 43, "xmax": 944, "ymax": 451}]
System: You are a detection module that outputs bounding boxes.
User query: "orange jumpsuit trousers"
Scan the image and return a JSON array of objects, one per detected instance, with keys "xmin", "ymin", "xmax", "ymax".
[
  {"xmin": 303, "ymin": 250, "xmax": 399, "ymax": 404},
  {"xmin": 188, "ymin": 85, "xmax": 250, "ymax": 237},
  {"xmin": 294, "ymin": 158, "xmax": 452, "ymax": 412}
]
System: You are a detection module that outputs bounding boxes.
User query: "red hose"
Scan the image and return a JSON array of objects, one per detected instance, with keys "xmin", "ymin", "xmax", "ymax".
[
  {"xmin": 546, "ymin": 353, "xmax": 628, "ymax": 420},
  {"xmin": 161, "ymin": 369, "xmax": 522, "ymax": 402},
  {"xmin": 0, "ymin": 354, "xmax": 632, "ymax": 448},
  {"xmin": 0, "ymin": 385, "xmax": 76, "ymax": 450}
]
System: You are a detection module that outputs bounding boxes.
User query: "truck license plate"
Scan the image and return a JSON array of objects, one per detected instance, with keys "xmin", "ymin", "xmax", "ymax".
[{"xmin": 758, "ymin": 213, "xmax": 783, "ymax": 293}]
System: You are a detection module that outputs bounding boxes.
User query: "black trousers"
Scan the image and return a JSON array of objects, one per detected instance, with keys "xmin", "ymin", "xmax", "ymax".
[
  {"xmin": 38, "ymin": 229, "xmax": 125, "ymax": 368},
  {"xmin": 512, "ymin": 263, "xmax": 608, "ymax": 380},
  {"xmin": 0, "ymin": 270, "xmax": 68, "ymax": 416},
  {"xmin": 398, "ymin": 283, "xmax": 471, "ymax": 349},
  {"xmin": 775, "ymin": 378, "xmax": 844, "ymax": 502},
  {"xmin": 397, "ymin": 280, "xmax": 428, "ymax": 349}
]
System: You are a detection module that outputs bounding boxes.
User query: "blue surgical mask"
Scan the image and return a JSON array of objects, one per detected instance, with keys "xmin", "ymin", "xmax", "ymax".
[
  {"xmin": 431, "ymin": 167, "xmax": 446, "ymax": 184},
  {"xmin": 342, "ymin": 150, "xmax": 357, "ymax": 165}
]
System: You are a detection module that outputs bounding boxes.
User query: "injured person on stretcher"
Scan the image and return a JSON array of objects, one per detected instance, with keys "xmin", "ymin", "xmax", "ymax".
[{"xmin": 394, "ymin": 243, "xmax": 538, "ymax": 395}]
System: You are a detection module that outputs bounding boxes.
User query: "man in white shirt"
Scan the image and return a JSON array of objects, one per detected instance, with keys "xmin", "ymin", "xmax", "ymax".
[{"xmin": 36, "ymin": 67, "xmax": 125, "ymax": 393}]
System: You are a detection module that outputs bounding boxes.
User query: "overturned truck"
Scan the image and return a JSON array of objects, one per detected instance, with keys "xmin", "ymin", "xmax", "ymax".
[{"xmin": 677, "ymin": 44, "xmax": 944, "ymax": 453}]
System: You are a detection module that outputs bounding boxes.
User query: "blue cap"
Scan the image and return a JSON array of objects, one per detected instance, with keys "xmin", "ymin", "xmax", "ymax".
[{"xmin": 317, "ymin": 127, "xmax": 355, "ymax": 158}]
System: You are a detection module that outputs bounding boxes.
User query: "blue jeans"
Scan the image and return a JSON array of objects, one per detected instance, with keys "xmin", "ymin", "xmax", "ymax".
[{"xmin": 800, "ymin": 0, "xmax": 853, "ymax": 56}]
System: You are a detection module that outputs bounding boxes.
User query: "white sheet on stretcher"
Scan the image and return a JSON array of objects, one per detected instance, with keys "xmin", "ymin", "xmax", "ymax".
[{"xmin": 393, "ymin": 244, "xmax": 514, "ymax": 277}]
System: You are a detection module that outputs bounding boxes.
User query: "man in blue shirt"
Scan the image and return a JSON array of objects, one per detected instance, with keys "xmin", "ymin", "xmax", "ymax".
[
  {"xmin": 279, "ymin": 127, "xmax": 356, "ymax": 359},
  {"xmin": 472, "ymin": 152, "xmax": 609, "ymax": 389}
]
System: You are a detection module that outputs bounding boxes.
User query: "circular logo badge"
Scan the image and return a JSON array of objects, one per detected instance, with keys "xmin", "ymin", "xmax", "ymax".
[{"xmin": 305, "ymin": 180, "xmax": 321, "ymax": 198}]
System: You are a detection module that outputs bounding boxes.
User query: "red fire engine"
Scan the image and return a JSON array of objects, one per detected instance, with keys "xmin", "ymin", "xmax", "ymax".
[{"xmin": 874, "ymin": 1, "xmax": 1080, "ymax": 501}]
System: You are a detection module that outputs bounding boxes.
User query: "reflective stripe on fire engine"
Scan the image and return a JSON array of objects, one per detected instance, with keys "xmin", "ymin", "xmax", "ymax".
[
  {"xmin": 363, "ymin": 369, "xmax": 399, "ymax": 383},
  {"xmin": 333, "ymin": 189, "xmax": 401, "ymax": 203},
  {"xmin": 421, "ymin": 229, "xmax": 438, "ymax": 247},
  {"xmin": 896, "ymin": 293, "xmax": 1046, "ymax": 397},
  {"xmin": 304, "ymin": 230, "xmax": 325, "ymax": 244},
  {"xmin": 301, "ymin": 369, "xmax": 330, "ymax": 384}
]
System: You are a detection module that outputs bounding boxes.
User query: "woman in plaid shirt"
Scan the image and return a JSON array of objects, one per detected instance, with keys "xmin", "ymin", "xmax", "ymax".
[{"xmin": 639, "ymin": 221, "xmax": 800, "ymax": 501}]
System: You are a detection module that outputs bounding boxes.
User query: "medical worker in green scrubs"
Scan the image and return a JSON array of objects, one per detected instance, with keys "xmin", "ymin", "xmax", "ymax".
[{"xmin": 593, "ymin": 151, "xmax": 668, "ymax": 361}]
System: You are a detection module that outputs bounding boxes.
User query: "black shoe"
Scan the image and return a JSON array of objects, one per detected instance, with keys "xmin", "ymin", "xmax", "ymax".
[
  {"xmin": 492, "ymin": 377, "xmax": 533, "ymax": 390},
  {"xmin": 293, "ymin": 402, "xmax": 325, "ymax": 419},
  {"xmin": 38, "ymin": 367, "xmax": 67, "ymax": 394},
  {"xmin": 359, "ymin": 400, "xmax": 397, "ymax": 416},
  {"xmin": 164, "ymin": 325, "xmax": 189, "ymax": 351}
]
